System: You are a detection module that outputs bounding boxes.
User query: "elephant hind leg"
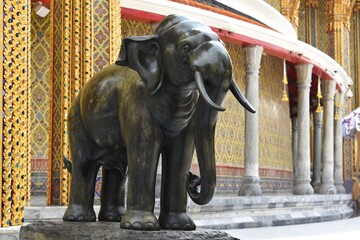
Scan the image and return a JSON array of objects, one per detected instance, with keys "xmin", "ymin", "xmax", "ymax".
[
  {"xmin": 63, "ymin": 161, "xmax": 100, "ymax": 222},
  {"xmin": 63, "ymin": 100, "xmax": 100, "ymax": 222},
  {"xmin": 98, "ymin": 165, "xmax": 127, "ymax": 222}
]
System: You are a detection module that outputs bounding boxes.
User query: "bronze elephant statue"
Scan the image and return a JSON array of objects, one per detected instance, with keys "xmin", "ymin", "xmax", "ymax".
[{"xmin": 63, "ymin": 14, "xmax": 255, "ymax": 231}]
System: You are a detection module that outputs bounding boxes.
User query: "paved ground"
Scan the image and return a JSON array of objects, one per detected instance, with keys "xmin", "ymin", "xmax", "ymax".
[
  {"xmin": 224, "ymin": 216, "xmax": 360, "ymax": 240},
  {"xmin": 1, "ymin": 216, "xmax": 360, "ymax": 239}
]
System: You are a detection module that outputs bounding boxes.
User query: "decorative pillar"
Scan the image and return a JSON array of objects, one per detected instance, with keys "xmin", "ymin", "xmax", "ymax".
[
  {"xmin": 1, "ymin": 0, "xmax": 31, "ymax": 226},
  {"xmin": 319, "ymin": 80, "xmax": 337, "ymax": 194},
  {"xmin": 334, "ymin": 92, "xmax": 346, "ymax": 193},
  {"xmin": 355, "ymin": 1, "xmax": 360, "ymax": 108},
  {"xmin": 293, "ymin": 63, "xmax": 314, "ymax": 195},
  {"xmin": 327, "ymin": 0, "xmax": 355, "ymax": 182},
  {"xmin": 238, "ymin": 45, "xmax": 263, "ymax": 196},
  {"xmin": 291, "ymin": 116, "xmax": 299, "ymax": 180},
  {"xmin": 281, "ymin": 0, "xmax": 301, "ymax": 32},
  {"xmin": 305, "ymin": 0, "xmax": 318, "ymax": 47},
  {"xmin": 312, "ymin": 111, "xmax": 323, "ymax": 193},
  {"xmin": 49, "ymin": 0, "xmax": 121, "ymax": 205}
]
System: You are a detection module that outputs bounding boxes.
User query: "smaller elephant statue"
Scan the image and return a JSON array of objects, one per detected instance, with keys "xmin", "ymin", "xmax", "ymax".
[{"xmin": 63, "ymin": 14, "xmax": 255, "ymax": 231}]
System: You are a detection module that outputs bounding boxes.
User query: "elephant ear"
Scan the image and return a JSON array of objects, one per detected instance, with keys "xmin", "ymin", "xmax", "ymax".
[{"xmin": 115, "ymin": 36, "xmax": 163, "ymax": 95}]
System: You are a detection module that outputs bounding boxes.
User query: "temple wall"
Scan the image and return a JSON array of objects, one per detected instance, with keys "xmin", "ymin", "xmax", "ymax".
[{"xmin": 29, "ymin": 15, "xmax": 294, "ymax": 202}]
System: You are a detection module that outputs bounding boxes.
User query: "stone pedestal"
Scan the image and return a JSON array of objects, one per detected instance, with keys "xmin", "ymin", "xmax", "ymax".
[
  {"xmin": 20, "ymin": 221, "xmax": 237, "ymax": 240},
  {"xmin": 293, "ymin": 64, "xmax": 314, "ymax": 195},
  {"xmin": 238, "ymin": 45, "xmax": 263, "ymax": 196}
]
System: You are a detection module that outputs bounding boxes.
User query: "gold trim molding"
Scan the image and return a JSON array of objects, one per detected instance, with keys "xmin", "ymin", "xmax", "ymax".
[
  {"xmin": 49, "ymin": 0, "xmax": 121, "ymax": 205},
  {"xmin": 305, "ymin": 0, "xmax": 318, "ymax": 8},
  {"xmin": 280, "ymin": 0, "xmax": 301, "ymax": 32},
  {"xmin": 327, "ymin": 0, "xmax": 355, "ymax": 32},
  {"xmin": 354, "ymin": 0, "xmax": 360, "ymax": 12}
]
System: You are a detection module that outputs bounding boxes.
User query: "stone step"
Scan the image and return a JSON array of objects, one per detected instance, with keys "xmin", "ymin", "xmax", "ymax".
[{"xmin": 24, "ymin": 194, "xmax": 354, "ymax": 230}]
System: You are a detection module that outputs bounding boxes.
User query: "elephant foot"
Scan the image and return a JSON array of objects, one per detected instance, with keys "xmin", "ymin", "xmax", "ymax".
[
  {"xmin": 98, "ymin": 206, "xmax": 125, "ymax": 222},
  {"xmin": 120, "ymin": 211, "xmax": 160, "ymax": 231},
  {"xmin": 159, "ymin": 212, "xmax": 196, "ymax": 231},
  {"xmin": 63, "ymin": 204, "xmax": 96, "ymax": 222}
]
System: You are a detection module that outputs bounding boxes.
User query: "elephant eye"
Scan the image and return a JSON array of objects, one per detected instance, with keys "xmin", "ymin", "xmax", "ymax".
[{"xmin": 180, "ymin": 44, "xmax": 193, "ymax": 55}]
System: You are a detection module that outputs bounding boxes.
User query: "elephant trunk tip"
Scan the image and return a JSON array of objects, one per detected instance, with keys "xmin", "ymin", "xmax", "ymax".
[{"xmin": 186, "ymin": 171, "xmax": 214, "ymax": 205}]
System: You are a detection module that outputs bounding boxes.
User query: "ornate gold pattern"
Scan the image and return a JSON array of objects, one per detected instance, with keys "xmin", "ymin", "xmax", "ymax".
[
  {"xmin": 354, "ymin": 0, "xmax": 360, "ymax": 110},
  {"xmin": 27, "ymin": 1, "xmax": 32, "ymax": 205},
  {"xmin": 282, "ymin": 60, "xmax": 289, "ymax": 101},
  {"xmin": 73, "ymin": 0, "xmax": 82, "ymax": 99},
  {"xmin": 109, "ymin": 0, "xmax": 122, "ymax": 63},
  {"xmin": 61, "ymin": 0, "xmax": 72, "ymax": 206},
  {"xmin": 0, "ymin": 0, "xmax": 3, "ymax": 222},
  {"xmin": 305, "ymin": 0, "xmax": 318, "ymax": 45},
  {"xmin": 84, "ymin": 0, "xmax": 93, "ymax": 85},
  {"xmin": 327, "ymin": 0, "xmax": 355, "ymax": 33},
  {"xmin": 326, "ymin": 0, "xmax": 355, "ymax": 181},
  {"xmin": 215, "ymin": 43, "xmax": 246, "ymax": 167},
  {"xmin": 326, "ymin": 0, "xmax": 355, "ymax": 67},
  {"xmin": 1, "ymin": 0, "xmax": 30, "ymax": 226},
  {"xmin": 315, "ymin": 76, "xmax": 323, "ymax": 113},
  {"xmin": 50, "ymin": 0, "xmax": 120, "ymax": 204},
  {"xmin": 280, "ymin": 0, "xmax": 301, "ymax": 32},
  {"xmin": 305, "ymin": 0, "xmax": 318, "ymax": 8}
]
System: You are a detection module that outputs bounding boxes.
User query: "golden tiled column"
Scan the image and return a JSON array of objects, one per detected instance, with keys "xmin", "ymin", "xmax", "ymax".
[
  {"xmin": 326, "ymin": 0, "xmax": 355, "ymax": 183},
  {"xmin": 49, "ymin": 0, "xmax": 121, "ymax": 205},
  {"xmin": 355, "ymin": 1, "xmax": 360, "ymax": 107},
  {"xmin": 1, "ymin": 0, "xmax": 31, "ymax": 226}
]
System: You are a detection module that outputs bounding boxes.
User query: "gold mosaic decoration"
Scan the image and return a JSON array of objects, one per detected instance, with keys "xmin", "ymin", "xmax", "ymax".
[
  {"xmin": 0, "ymin": 4, "xmax": 2, "ymax": 224},
  {"xmin": 259, "ymin": 56, "xmax": 293, "ymax": 171},
  {"xmin": 316, "ymin": 1, "xmax": 328, "ymax": 54},
  {"xmin": 326, "ymin": 0, "xmax": 355, "ymax": 180},
  {"xmin": 110, "ymin": 0, "xmax": 122, "ymax": 63},
  {"xmin": 49, "ymin": 0, "xmax": 63, "ymax": 205},
  {"xmin": 281, "ymin": 0, "xmax": 301, "ymax": 32},
  {"xmin": 297, "ymin": 0, "xmax": 306, "ymax": 41},
  {"xmin": 354, "ymin": 2, "xmax": 360, "ymax": 113},
  {"xmin": 215, "ymin": 43, "xmax": 246, "ymax": 168},
  {"xmin": 49, "ymin": 0, "xmax": 122, "ymax": 205},
  {"xmin": 122, "ymin": 19, "xmax": 153, "ymax": 37},
  {"xmin": 1, "ymin": 0, "xmax": 31, "ymax": 226}
]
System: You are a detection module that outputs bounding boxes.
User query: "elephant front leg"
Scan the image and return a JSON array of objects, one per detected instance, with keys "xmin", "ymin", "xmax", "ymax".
[
  {"xmin": 120, "ymin": 120, "xmax": 162, "ymax": 230},
  {"xmin": 159, "ymin": 127, "xmax": 196, "ymax": 230}
]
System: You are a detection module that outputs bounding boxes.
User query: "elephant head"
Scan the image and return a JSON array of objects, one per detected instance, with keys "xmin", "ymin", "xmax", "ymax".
[{"xmin": 116, "ymin": 15, "xmax": 255, "ymax": 205}]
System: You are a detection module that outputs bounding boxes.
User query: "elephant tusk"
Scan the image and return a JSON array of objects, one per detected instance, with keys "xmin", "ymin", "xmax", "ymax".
[
  {"xmin": 230, "ymin": 80, "xmax": 256, "ymax": 113},
  {"xmin": 194, "ymin": 71, "xmax": 226, "ymax": 112}
]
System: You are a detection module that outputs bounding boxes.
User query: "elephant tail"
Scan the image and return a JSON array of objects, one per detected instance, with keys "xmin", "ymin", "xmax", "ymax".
[{"xmin": 63, "ymin": 156, "xmax": 73, "ymax": 174}]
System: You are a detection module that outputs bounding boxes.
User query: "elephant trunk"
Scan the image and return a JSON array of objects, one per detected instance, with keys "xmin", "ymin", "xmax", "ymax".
[
  {"xmin": 187, "ymin": 93, "xmax": 218, "ymax": 205},
  {"xmin": 186, "ymin": 41, "xmax": 254, "ymax": 205},
  {"xmin": 187, "ymin": 71, "xmax": 226, "ymax": 205}
]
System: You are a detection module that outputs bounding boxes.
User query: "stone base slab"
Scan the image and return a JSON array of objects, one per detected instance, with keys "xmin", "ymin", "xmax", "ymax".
[
  {"xmin": 19, "ymin": 221, "xmax": 237, "ymax": 240},
  {"xmin": 25, "ymin": 195, "xmax": 353, "ymax": 227}
]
